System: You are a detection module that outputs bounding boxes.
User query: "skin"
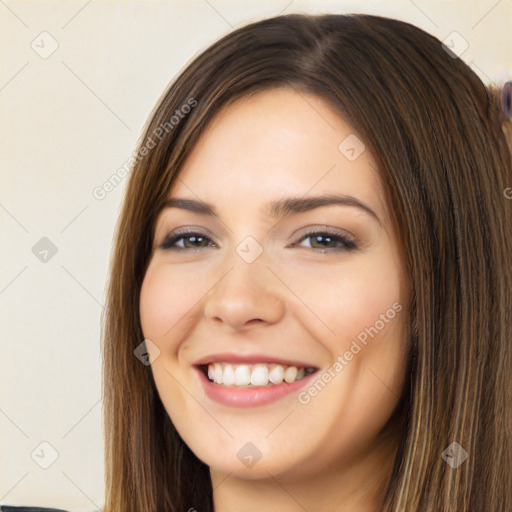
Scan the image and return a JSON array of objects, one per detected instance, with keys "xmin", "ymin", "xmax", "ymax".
[{"xmin": 139, "ymin": 88, "xmax": 410, "ymax": 512}]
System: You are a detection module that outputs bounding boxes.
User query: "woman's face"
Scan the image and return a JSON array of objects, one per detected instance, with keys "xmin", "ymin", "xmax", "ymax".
[{"xmin": 139, "ymin": 88, "xmax": 409, "ymax": 481}]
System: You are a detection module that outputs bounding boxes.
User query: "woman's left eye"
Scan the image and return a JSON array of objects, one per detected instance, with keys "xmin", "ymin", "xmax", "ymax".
[
  {"xmin": 158, "ymin": 230, "xmax": 357, "ymax": 252},
  {"xmin": 294, "ymin": 231, "xmax": 357, "ymax": 252}
]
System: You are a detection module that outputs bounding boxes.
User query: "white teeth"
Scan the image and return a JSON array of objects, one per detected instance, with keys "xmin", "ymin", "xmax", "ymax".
[
  {"xmin": 222, "ymin": 364, "xmax": 235, "ymax": 386},
  {"xmin": 205, "ymin": 362, "xmax": 315, "ymax": 387},
  {"xmin": 284, "ymin": 365, "xmax": 298, "ymax": 383},
  {"xmin": 234, "ymin": 365, "xmax": 251, "ymax": 385},
  {"xmin": 213, "ymin": 363, "xmax": 223, "ymax": 384},
  {"xmin": 250, "ymin": 364, "xmax": 269, "ymax": 386},
  {"xmin": 269, "ymin": 365, "xmax": 284, "ymax": 384}
]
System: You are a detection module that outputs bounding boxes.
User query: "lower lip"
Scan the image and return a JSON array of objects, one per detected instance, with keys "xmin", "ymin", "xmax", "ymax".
[{"xmin": 194, "ymin": 367, "xmax": 317, "ymax": 408}]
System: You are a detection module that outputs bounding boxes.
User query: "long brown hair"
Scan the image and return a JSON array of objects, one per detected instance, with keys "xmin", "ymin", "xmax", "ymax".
[{"xmin": 100, "ymin": 13, "xmax": 512, "ymax": 511}]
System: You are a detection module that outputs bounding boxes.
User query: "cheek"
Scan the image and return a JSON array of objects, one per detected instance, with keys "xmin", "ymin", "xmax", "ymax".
[
  {"xmin": 339, "ymin": 261, "xmax": 401, "ymax": 335},
  {"xmin": 139, "ymin": 262, "xmax": 195, "ymax": 346},
  {"xmin": 284, "ymin": 249, "xmax": 403, "ymax": 347},
  {"xmin": 139, "ymin": 263, "xmax": 198, "ymax": 413}
]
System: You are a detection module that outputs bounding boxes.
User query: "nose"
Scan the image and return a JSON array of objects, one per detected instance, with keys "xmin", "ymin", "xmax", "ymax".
[{"xmin": 203, "ymin": 253, "xmax": 285, "ymax": 330}]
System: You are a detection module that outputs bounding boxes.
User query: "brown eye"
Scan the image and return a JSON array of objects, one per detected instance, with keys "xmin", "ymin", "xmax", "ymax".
[
  {"xmin": 160, "ymin": 231, "xmax": 216, "ymax": 250},
  {"xmin": 294, "ymin": 231, "xmax": 357, "ymax": 252}
]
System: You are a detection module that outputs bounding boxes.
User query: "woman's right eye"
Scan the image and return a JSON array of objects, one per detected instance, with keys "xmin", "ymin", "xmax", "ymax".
[{"xmin": 159, "ymin": 231, "xmax": 217, "ymax": 251}]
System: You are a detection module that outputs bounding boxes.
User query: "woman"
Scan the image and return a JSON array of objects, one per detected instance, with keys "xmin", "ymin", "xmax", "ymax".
[{"xmin": 100, "ymin": 13, "xmax": 512, "ymax": 512}]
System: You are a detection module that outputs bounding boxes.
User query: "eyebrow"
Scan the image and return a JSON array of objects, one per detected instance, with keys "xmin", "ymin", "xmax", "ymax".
[{"xmin": 162, "ymin": 194, "xmax": 381, "ymax": 225}]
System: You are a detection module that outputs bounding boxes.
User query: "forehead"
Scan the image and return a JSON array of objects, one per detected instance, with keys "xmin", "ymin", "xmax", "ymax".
[{"xmin": 169, "ymin": 88, "xmax": 388, "ymax": 224}]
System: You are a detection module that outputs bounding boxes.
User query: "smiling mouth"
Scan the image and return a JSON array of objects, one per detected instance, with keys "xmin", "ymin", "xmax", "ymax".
[{"xmin": 197, "ymin": 362, "xmax": 318, "ymax": 387}]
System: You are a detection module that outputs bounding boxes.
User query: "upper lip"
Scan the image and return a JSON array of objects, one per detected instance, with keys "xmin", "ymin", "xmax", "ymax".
[{"xmin": 193, "ymin": 352, "xmax": 318, "ymax": 369}]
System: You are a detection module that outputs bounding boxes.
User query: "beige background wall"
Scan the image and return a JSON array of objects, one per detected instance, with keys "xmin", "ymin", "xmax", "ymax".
[{"xmin": 1, "ymin": 1, "xmax": 510, "ymax": 510}]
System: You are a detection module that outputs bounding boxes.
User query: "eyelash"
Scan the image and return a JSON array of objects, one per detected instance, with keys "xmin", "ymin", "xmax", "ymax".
[{"xmin": 158, "ymin": 229, "xmax": 357, "ymax": 253}]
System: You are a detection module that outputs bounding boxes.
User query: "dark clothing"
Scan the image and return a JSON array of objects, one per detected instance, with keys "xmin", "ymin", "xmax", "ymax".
[{"xmin": 0, "ymin": 507, "xmax": 69, "ymax": 512}]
